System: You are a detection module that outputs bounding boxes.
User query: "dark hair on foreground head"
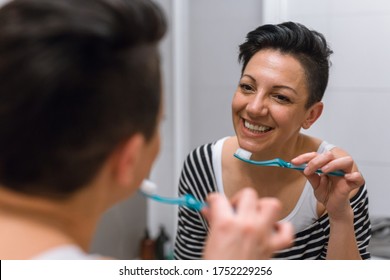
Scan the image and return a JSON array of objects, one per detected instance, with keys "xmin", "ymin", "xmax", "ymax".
[
  {"xmin": 0, "ymin": 0, "xmax": 167, "ymax": 198},
  {"xmin": 239, "ymin": 21, "xmax": 333, "ymax": 108}
]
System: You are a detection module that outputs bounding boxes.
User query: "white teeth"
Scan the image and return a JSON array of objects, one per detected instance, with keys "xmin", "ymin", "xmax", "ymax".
[{"xmin": 244, "ymin": 120, "xmax": 272, "ymax": 133}]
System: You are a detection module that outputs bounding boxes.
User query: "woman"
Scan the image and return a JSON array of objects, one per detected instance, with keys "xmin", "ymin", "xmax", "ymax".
[{"xmin": 174, "ymin": 22, "xmax": 371, "ymax": 260}]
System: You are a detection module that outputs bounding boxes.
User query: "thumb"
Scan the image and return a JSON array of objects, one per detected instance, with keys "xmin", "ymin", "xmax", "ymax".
[{"xmin": 202, "ymin": 193, "xmax": 232, "ymax": 224}]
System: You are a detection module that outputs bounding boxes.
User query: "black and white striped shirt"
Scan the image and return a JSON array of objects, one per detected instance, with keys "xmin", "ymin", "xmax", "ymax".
[{"xmin": 173, "ymin": 142, "xmax": 372, "ymax": 260}]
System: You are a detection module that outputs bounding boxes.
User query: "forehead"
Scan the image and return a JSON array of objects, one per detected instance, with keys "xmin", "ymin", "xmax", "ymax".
[{"xmin": 243, "ymin": 49, "xmax": 307, "ymax": 89}]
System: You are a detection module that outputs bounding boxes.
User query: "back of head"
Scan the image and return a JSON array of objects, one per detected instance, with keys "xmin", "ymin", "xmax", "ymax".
[
  {"xmin": 0, "ymin": 0, "xmax": 166, "ymax": 198},
  {"xmin": 239, "ymin": 22, "xmax": 333, "ymax": 108}
]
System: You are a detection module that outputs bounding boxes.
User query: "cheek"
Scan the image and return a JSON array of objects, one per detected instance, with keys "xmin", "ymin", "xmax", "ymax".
[
  {"xmin": 274, "ymin": 108, "xmax": 305, "ymax": 128},
  {"xmin": 232, "ymin": 92, "xmax": 244, "ymax": 113},
  {"xmin": 274, "ymin": 107, "xmax": 292, "ymax": 120}
]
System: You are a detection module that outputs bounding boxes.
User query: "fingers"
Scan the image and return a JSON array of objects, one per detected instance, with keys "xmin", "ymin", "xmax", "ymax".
[
  {"xmin": 203, "ymin": 192, "xmax": 234, "ymax": 223},
  {"xmin": 291, "ymin": 151, "xmax": 318, "ymax": 166},
  {"xmin": 203, "ymin": 188, "xmax": 293, "ymax": 260},
  {"xmin": 292, "ymin": 151, "xmax": 354, "ymax": 176},
  {"xmin": 269, "ymin": 222, "xmax": 294, "ymax": 251},
  {"xmin": 231, "ymin": 187, "xmax": 259, "ymax": 215},
  {"xmin": 316, "ymin": 155, "xmax": 353, "ymax": 175},
  {"xmin": 292, "ymin": 150, "xmax": 365, "ymax": 190},
  {"xmin": 204, "ymin": 189, "xmax": 260, "ymax": 227},
  {"xmin": 255, "ymin": 197, "xmax": 282, "ymax": 228},
  {"xmin": 344, "ymin": 171, "xmax": 365, "ymax": 188},
  {"xmin": 306, "ymin": 174, "xmax": 325, "ymax": 195},
  {"xmin": 255, "ymin": 198, "xmax": 294, "ymax": 252},
  {"xmin": 292, "ymin": 150, "xmax": 365, "ymax": 217}
]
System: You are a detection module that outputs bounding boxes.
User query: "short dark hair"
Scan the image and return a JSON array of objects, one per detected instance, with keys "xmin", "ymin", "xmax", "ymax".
[
  {"xmin": 239, "ymin": 21, "xmax": 333, "ymax": 108},
  {"xmin": 0, "ymin": 0, "xmax": 166, "ymax": 198}
]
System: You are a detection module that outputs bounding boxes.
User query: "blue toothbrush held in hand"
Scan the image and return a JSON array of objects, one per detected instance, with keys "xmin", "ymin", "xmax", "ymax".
[
  {"xmin": 139, "ymin": 180, "xmax": 207, "ymax": 211},
  {"xmin": 234, "ymin": 148, "xmax": 345, "ymax": 177}
]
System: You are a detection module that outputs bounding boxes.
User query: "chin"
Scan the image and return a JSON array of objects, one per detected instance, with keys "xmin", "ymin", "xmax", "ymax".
[{"xmin": 236, "ymin": 139, "xmax": 257, "ymax": 153}]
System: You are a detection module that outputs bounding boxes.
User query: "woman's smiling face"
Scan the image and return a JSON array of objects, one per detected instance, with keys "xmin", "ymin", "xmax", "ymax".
[{"xmin": 232, "ymin": 49, "xmax": 321, "ymax": 158}]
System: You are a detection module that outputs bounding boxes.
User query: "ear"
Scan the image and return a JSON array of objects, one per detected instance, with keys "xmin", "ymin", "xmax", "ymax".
[
  {"xmin": 302, "ymin": 102, "xmax": 323, "ymax": 129},
  {"xmin": 113, "ymin": 134, "xmax": 145, "ymax": 188}
]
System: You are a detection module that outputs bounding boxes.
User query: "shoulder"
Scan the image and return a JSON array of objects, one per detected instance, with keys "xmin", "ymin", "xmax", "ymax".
[
  {"xmin": 185, "ymin": 137, "xmax": 230, "ymax": 162},
  {"xmin": 302, "ymin": 134, "xmax": 350, "ymax": 157},
  {"xmin": 299, "ymin": 134, "xmax": 323, "ymax": 152},
  {"xmin": 327, "ymin": 146, "xmax": 350, "ymax": 157},
  {"xmin": 185, "ymin": 142, "xmax": 213, "ymax": 162}
]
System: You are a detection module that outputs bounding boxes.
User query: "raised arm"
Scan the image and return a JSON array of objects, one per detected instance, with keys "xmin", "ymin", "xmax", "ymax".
[{"xmin": 292, "ymin": 148, "xmax": 371, "ymax": 259}]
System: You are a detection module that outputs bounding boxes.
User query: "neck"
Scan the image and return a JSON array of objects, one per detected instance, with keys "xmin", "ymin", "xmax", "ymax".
[{"xmin": 0, "ymin": 185, "xmax": 102, "ymax": 256}]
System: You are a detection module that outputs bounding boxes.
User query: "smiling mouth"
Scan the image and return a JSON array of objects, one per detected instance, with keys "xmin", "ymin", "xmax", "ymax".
[{"xmin": 244, "ymin": 119, "xmax": 273, "ymax": 134}]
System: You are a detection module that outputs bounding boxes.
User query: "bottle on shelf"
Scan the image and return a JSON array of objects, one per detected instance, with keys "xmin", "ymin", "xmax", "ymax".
[
  {"xmin": 139, "ymin": 228, "xmax": 155, "ymax": 260},
  {"xmin": 155, "ymin": 225, "xmax": 169, "ymax": 260}
]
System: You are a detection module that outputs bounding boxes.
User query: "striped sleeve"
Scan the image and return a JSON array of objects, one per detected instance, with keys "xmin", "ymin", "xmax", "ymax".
[
  {"xmin": 173, "ymin": 144, "xmax": 216, "ymax": 260},
  {"xmin": 350, "ymin": 184, "xmax": 371, "ymax": 259}
]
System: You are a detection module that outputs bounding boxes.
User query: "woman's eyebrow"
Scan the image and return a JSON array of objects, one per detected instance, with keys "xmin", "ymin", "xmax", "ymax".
[
  {"xmin": 273, "ymin": 85, "xmax": 298, "ymax": 95},
  {"xmin": 241, "ymin": 74, "xmax": 298, "ymax": 95},
  {"xmin": 241, "ymin": 74, "xmax": 256, "ymax": 82}
]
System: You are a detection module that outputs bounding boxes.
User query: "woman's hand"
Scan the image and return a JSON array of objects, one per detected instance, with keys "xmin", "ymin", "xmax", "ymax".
[
  {"xmin": 201, "ymin": 188, "xmax": 293, "ymax": 260},
  {"xmin": 291, "ymin": 149, "xmax": 365, "ymax": 220}
]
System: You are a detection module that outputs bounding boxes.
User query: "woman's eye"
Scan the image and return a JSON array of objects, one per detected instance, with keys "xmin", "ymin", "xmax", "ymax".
[
  {"xmin": 273, "ymin": 94, "xmax": 291, "ymax": 103},
  {"xmin": 239, "ymin": 83, "xmax": 254, "ymax": 93}
]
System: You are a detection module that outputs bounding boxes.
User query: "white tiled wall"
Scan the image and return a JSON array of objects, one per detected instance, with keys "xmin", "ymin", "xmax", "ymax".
[
  {"xmin": 264, "ymin": 0, "xmax": 390, "ymax": 216},
  {"xmin": 187, "ymin": 0, "xmax": 263, "ymax": 149},
  {"xmin": 0, "ymin": 0, "xmax": 10, "ymax": 7}
]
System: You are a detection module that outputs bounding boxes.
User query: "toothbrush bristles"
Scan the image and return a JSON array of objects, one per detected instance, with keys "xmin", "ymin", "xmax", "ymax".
[
  {"xmin": 140, "ymin": 179, "xmax": 157, "ymax": 195},
  {"xmin": 235, "ymin": 148, "xmax": 253, "ymax": 160}
]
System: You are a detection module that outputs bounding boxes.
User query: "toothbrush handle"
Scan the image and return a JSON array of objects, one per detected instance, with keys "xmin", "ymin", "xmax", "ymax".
[
  {"xmin": 183, "ymin": 194, "xmax": 207, "ymax": 211},
  {"xmin": 140, "ymin": 191, "xmax": 206, "ymax": 211},
  {"xmin": 141, "ymin": 192, "xmax": 180, "ymax": 205},
  {"xmin": 290, "ymin": 165, "xmax": 345, "ymax": 177},
  {"xmin": 315, "ymin": 169, "xmax": 345, "ymax": 177}
]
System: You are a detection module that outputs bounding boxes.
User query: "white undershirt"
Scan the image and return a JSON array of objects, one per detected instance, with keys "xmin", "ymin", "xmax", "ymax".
[
  {"xmin": 212, "ymin": 137, "xmax": 336, "ymax": 233},
  {"xmin": 32, "ymin": 245, "xmax": 101, "ymax": 260}
]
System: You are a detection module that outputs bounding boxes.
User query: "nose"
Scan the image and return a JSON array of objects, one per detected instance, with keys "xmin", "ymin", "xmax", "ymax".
[{"xmin": 246, "ymin": 91, "xmax": 268, "ymax": 116}]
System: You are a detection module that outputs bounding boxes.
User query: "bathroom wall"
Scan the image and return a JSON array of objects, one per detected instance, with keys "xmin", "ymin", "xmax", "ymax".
[
  {"xmin": 0, "ymin": 0, "xmax": 10, "ymax": 6},
  {"xmin": 90, "ymin": 193, "xmax": 146, "ymax": 259},
  {"xmin": 186, "ymin": 0, "xmax": 264, "ymax": 149}
]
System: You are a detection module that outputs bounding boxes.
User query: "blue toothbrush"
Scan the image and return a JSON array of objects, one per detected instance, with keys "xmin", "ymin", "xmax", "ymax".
[
  {"xmin": 234, "ymin": 148, "xmax": 345, "ymax": 177},
  {"xmin": 140, "ymin": 180, "xmax": 206, "ymax": 211}
]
